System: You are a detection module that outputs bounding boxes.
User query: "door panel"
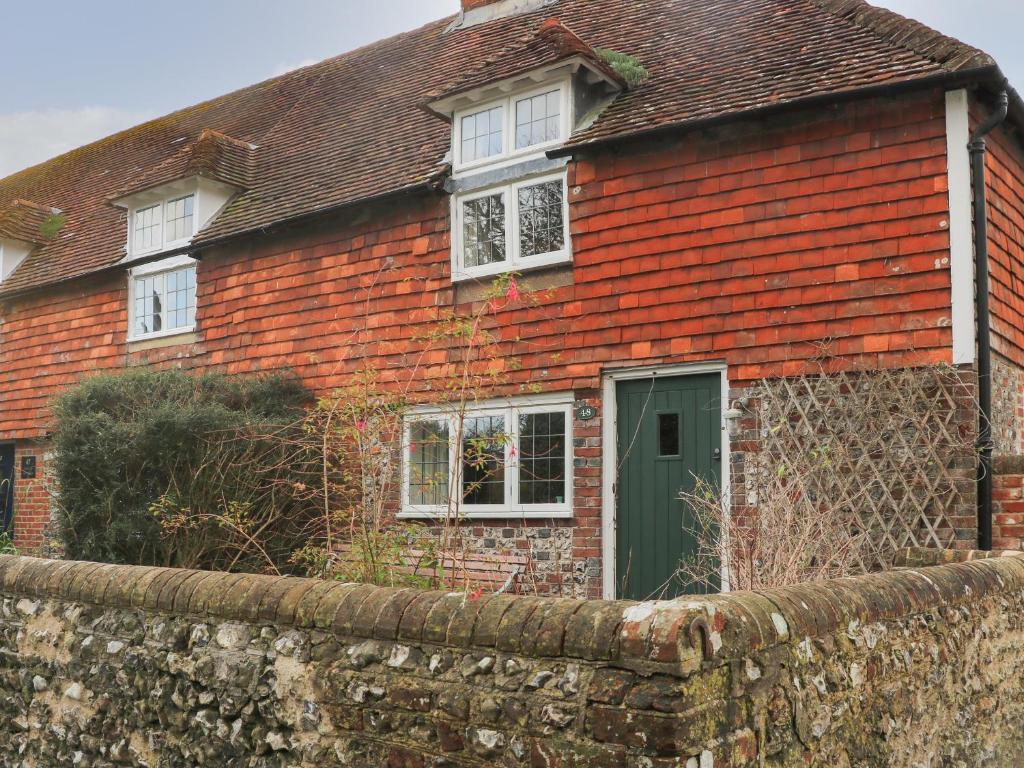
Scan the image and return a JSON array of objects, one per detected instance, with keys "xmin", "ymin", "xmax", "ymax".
[{"xmin": 615, "ymin": 374, "xmax": 721, "ymax": 600}]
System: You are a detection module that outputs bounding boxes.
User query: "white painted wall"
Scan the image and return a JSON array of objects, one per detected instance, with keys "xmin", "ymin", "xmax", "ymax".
[
  {"xmin": 0, "ymin": 238, "xmax": 31, "ymax": 281},
  {"xmin": 196, "ymin": 177, "xmax": 238, "ymax": 230}
]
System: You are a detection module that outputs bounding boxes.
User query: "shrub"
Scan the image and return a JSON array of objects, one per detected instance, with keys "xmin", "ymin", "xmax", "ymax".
[
  {"xmin": 52, "ymin": 368, "xmax": 312, "ymax": 570},
  {"xmin": 676, "ymin": 476, "xmax": 868, "ymax": 595}
]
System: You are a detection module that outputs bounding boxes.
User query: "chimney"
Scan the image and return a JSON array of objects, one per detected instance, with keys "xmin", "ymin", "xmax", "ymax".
[{"xmin": 453, "ymin": 0, "xmax": 557, "ymax": 28}]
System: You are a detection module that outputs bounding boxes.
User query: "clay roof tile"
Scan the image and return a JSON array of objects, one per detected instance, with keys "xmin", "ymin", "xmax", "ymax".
[{"xmin": 0, "ymin": 0, "xmax": 1003, "ymax": 296}]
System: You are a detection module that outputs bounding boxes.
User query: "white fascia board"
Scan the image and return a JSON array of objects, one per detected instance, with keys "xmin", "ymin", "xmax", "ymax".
[{"xmin": 946, "ymin": 89, "xmax": 975, "ymax": 365}]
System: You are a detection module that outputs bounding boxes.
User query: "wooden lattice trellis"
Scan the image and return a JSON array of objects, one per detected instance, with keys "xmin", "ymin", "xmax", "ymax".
[{"xmin": 748, "ymin": 366, "xmax": 977, "ymax": 571}]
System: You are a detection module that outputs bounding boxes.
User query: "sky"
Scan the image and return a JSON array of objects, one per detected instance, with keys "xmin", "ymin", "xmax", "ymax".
[{"xmin": 1, "ymin": 0, "xmax": 1022, "ymax": 178}]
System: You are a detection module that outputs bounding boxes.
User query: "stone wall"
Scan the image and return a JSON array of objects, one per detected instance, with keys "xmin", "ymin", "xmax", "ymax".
[
  {"xmin": 893, "ymin": 545, "xmax": 1024, "ymax": 566},
  {"xmin": 0, "ymin": 554, "xmax": 1023, "ymax": 766},
  {"xmin": 991, "ymin": 356, "xmax": 1024, "ymax": 456}
]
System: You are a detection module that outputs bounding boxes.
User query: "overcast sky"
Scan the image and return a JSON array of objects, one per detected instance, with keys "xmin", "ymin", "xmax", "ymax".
[{"xmin": 1, "ymin": 0, "xmax": 1021, "ymax": 178}]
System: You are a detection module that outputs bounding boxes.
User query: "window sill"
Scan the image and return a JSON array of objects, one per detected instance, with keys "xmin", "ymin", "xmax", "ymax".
[
  {"xmin": 127, "ymin": 329, "xmax": 198, "ymax": 352},
  {"xmin": 398, "ymin": 509, "xmax": 573, "ymax": 520},
  {"xmin": 452, "ymin": 253, "xmax": 572, "ymax": 284}
]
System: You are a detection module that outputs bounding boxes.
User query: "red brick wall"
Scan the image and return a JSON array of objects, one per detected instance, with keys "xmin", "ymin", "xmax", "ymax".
[
  {"xmin": 0, "ymin": 281, "xmax": 127, "ymax": 439},
  {"xmin": 984, "ymin": 119, "xmax": 1024, "ymax": 370},
  {"xmin": 11, "ymin": 444, "xmax": 51, "ymax": 550},
  {"xmin": 993, "ymin": 455, "xmax": 1024, "ymax": 551},
  {"xmin": 0, "ymin": 90, "xmax": 955, "ymax": 437},
  {"xmin": 568, "ymin": 91, "xmax": 953, "ymax": 383},
  {"xmin": 0, "ymin": 278, "xmax": 207, "ymax": 441},
  {"xmin": 0, "ymin": 91, "xmax": 959, "ymax": 568},
  {"xmin": 186, "ymin": 90, "xmax": 955, "ymax": 394}
]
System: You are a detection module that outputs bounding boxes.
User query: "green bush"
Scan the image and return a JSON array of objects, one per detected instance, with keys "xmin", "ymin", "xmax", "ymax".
[{"xmin": 52, "ymin": 368, "xmax": 312, "ymax": 570}]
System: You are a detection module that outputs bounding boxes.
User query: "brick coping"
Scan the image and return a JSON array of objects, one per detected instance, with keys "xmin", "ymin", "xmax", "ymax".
[{"xmin": 1, "ymin": 553, "xmax": 1022, "ymax": 677}]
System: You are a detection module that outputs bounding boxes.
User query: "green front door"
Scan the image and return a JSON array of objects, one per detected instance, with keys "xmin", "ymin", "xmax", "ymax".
[{"xmin": 615, "ymin": 373, "xmax": 721, "ymax": 600}]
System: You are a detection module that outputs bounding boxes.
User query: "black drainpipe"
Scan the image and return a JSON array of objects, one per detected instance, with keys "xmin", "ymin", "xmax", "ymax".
[{"xmin": 970, "ymin": 89, "xmax": 1009, "ymax": 551}]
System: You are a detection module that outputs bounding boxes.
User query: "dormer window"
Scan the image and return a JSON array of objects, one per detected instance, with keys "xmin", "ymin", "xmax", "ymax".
[
  {"xmin": 428, "ymin": 20, "xmax": 629, "ymax": 283},
  {"xmin": 130, "ymin": 192, "xmax": 196, "ymax": 256},
  {"xmin": 165, "ymin": 194, "xmax": 195, "ymax": 243},
  {"xmin": 449, "ymin": 82, "xmax": 573, "ymax": 280},
  {"xmin": 113, "ymin": 175, "xmax": 241, "ymax": 343},
  {"xmin": 453, "ymin": 83, "xmax": 569, "ymax": 172},
  {"xmin": 515, "ymin": 88, "xmax": 562, "ymax": 149},
  {"xmin": 460, "ymin": 105, "xmax": 504, "ymax": 164},
  {"xmin": 106, "ymin": 128, "xmax": 255, "ymax": 346},
  {"xmin": 117, "ymin": 185, "xmax": 207, "ymax": 340}
]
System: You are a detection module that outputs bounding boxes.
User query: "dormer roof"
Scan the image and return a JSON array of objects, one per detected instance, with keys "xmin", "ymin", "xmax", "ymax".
[
  {"xmin": 107, "ymin": 129, "xmax": 256, "ymax": 204},
  {"xmin": 426, "ymin": 19, "xmax": 627, "ymax": 115},
  {"xmin": 0, "ymin": 199, "xmax": 62, "ymax": 246}
]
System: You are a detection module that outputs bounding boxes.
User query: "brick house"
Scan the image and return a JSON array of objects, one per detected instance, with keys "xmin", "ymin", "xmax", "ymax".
[{"xmin": 2, "ymin": 0, "xmax": 1024, "ymax": 599}]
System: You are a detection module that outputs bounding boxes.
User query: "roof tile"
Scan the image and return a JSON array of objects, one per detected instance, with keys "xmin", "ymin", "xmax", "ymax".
[
  {"xmin": 0, "ymin": 0, "xmax": 995, "ymax": 296},
  {"xmin": 0, "ymin": 200, "xmax": 61, "ymax": 246}
]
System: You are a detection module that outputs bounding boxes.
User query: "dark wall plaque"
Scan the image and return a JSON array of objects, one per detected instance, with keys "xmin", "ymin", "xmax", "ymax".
[{"xmin": 21, "ymin": 456, "xmax": 36, "ymax": 479}]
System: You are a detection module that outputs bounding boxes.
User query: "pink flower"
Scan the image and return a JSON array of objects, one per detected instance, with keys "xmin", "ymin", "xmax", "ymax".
[
  {"xmin": 505, "ymin": 278, "xmax": 521, "ymax": 302},
  {"xmin": 509, "ymin": 445, "xmax": 518, "ymax": 461},
  {"xmin": 468, "ymin": 586, "xmax": 484, "ymax": 602},
  {"xmin": 355, "ymin": 418, "xmax": 367, "ymax": 433}
]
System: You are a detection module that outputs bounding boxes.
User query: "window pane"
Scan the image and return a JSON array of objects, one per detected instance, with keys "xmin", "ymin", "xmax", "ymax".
[
  {"xmin": 461, "ymin": 105, "xmax": 503, "ymax": 163},
  {"xmin": 515, "ymin": 89, "xmax": 561, "ymax": 149},
  {"xmin": 163, "ymin": 265, "xmax": 196, "ymax": 330},
  {"xmin": 133, "ymin": 204, "xmax": 161, "ymax": 252},
  {"xmin": 462, "ymin": 415, "xmax": 506, "ymax": 505},
  {"xmin": 658, "ymin": 413, "xmax": 680, "ymax": 457},
  {"xmin": 518, "ymin": 180, "xmax": 564, "ymax": 258},
  {"xmin": 133, "ymin": 274, "xmax": 163, "ymax": 335},
  {"xmin": 409, "ymin": 420, "xmax": 450, "ymax": 506},
  {"xmin": 165, "ymin": 194, "xmax": 195, "ymax": 243},
  {"xmin": 133, "ymin": 265, "xmax": 196, "ymax": 336},
  {"xmin": 462, "ymin": 193, "xmax": 506, "ymax": 267},
  {"xmin": 518, "ymin": 411, "xmax": 567, "ymax": 505}
]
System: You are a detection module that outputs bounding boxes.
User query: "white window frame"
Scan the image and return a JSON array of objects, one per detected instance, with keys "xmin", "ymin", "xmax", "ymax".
[
  {"xmin": 451, "ymin": 171, "xmax": 571, "ymax": 281},
  {"xmin": 128, "ymin": 191, "xmax": 198, "ymax": 257},
  {"xmin": 400, "ymin": 394, "xmax": 574, "ymax": 519},
  {"xmin": 164, "ymin": 193, "xmax": 197, "ymax": 247},
  {"xmin": 131, "ymin": 203, "xmax": 163, "ymax": 256},
  {"xmin": 127, "ymin": 254, "xmax": 198, "ymax": 342},
  {"xmin": 452, "ymin": 80, "xmax": 572, "ymax": 174}
]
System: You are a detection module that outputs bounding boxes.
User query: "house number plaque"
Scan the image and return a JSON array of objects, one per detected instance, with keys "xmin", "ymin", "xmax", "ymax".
[
  {"xmin": 576, "ymin": 405, "xmax": 598, "ymax": 421},
  {"xmin": 21, "ymin": 456, "xmax": 36, "ymax": 479}
]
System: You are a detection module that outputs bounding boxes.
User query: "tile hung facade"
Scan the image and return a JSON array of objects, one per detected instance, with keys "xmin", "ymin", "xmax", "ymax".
[{"xmin": 2, "ymin": 0, "xmax": 1024, "ymax": 599}]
